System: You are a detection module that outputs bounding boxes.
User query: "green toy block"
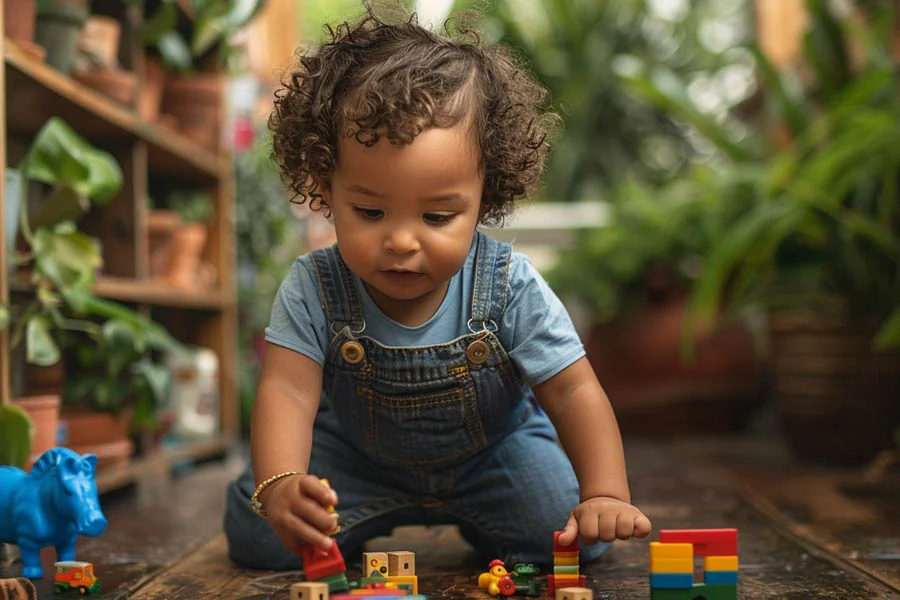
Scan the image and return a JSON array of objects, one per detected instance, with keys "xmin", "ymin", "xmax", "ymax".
[
  {"xmin": 651, "ymin": 588, "xmax": 692, "ymax": 600},
  {"xmin": 690, "ymin": 584, "xmax": 737, "ymax": 600},
  {"xmin": 317, "ymin": 572, "xmax": 350, "ymax": 592}
]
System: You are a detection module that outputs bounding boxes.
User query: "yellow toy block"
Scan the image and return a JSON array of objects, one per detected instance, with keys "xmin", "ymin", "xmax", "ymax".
[
  {"xmin": 550, "ymin": 575, "xmax": 582, "ymax": 586},
  {"xmin": 649, "ymin": 542, "xmax": 693, "ymax": 560},
  {"xmin": 553, "ymin": 551, "xmax": 579, "ymax": 560},
  {"xmin": 320, "ymin": 478, "xmax": 336, "ymax": 514},
  {"xmin": 291, "ymin": 582, "xmax": 329, "ymax": 600},
  {"xmin": 387, "ymin": 551, "xmax": 416, "ymax": 576},
  {"xmin": 553, "ymin": 554, "xmax": 579, "ymax": 566},
  {"xmin": 704, "ymin": 556, "xmax": 738, "ymax": 571},
  {"xmin": 556, "ymin": 587, "xmax": 592, "ymax": 600},
  {"xmin": 649, "ymin": 557, "xmax": 693, "ymax": 574},
  {"xmin": 362, "ymin": 552, "xmax": 389, "ymax": 577},
  {"xmin": 387, "ymin": 575, "xmax": 417, "ymax": 594}
]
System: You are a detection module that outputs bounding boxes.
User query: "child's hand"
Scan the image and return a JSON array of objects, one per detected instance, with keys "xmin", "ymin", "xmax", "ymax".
[
  {"xmin": 558, "ymin": 496, "xmax": 652, "ymax": 547},
  {"xmin": 260, "ymin": 474, "xmax": 340, "ymax": 554}
]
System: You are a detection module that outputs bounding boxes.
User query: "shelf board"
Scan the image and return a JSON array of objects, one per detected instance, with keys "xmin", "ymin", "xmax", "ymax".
[
  {"xmin": 96, "ymin": 435, "xmax": 233, "ymax": 495},
  {"xmin": 3, "ymin": 39, "xmax": 225, "ymax": 183},
  {"xmin": 93, "ymin": 277, "xmax": 232, "ymax": 309}
]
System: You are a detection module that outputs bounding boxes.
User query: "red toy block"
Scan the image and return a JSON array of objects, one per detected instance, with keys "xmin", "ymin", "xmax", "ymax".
[
  {"xmin": 301, "ymin": 541, "xmax": 347, "ymax": 581},
  {"xmin": 547, "ymin": 574, "xmax": 585, "ymax": 595},
  {"xmin": 658, "ymin": 529, "xmax": 738, "ymax": 557},
  {"xmin": 553, "ymin": 530, "xmax": 579, "ymax": 553}
]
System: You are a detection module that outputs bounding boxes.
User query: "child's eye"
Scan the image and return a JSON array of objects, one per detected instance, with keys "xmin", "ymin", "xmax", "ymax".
[
  {"xmin": 424, "ymin": 213, "xmax": 454, "ymax": 225},
  {"xmin": 354, "ymin": 207, "xmax": 383, "ymax": 220}
]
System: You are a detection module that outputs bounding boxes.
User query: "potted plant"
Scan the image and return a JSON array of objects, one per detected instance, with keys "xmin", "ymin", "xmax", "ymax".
[
  {"xmin": 0, "ymin": 404, "xmax": 33, "ymax": 469},
  {"xmin": 142, "ymin": 0, "xmax": 264, "ymax": 147},
  {"xmin": 35, "ymin": 0, "xmax": 90, "ymax": 73},
  {"xmin": 547, "ymin": 170, "xmax": 765, "ymax": 435},
  {"xmin": 629, "ymin": 1, "xmax": 900, "ymax": 463}
]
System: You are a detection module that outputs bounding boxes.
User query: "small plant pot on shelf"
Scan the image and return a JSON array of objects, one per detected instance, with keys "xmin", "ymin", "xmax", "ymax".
[
  {"xmin": 13, "ymin": 394, "xmax": 61, "ymax": 470},
  {"xmin": 139, "ymin": 57, "xmax": 167, "ymax": 122},
  {"xmin": 73, "ymin": 68, "xmax": 139, "ymax": 107},
  {"xmin": 165, "ymin": 222, "xmax": 209, "ymax": 289},
  {"xmin": 34, "ymin": 0, "xmax": 88, "ymax": 74},
  {"xmin": 58, "ymin": 408, "xmax": 134, "ymax": 471},
  {"xmin": 78, "ymin": 15, "xmax": 120, "ymax": 66},
  {"xmin": 147, "ymin": 209, "xmax": 182, "ymax": 280},
  {"xmin": 162, "ymin": 73, "xmax": 224, "ymax": 150}
]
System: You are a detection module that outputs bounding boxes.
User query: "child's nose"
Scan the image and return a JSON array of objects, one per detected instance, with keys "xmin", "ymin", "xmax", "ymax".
[{"xmin": 384, "ymin": 228, "xmax": 420, "ymax": 253}]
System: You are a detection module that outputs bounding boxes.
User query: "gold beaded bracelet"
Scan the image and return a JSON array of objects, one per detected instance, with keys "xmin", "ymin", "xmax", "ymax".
[{"xmin": 249, "ymin": 471, "xmax": 304, "ymax": 518}]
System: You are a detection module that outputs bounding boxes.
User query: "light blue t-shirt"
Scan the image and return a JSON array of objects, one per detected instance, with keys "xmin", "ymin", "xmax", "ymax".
[{"xmin": 265, "ymin": 236, "xmax": 584, "ymax": 387}]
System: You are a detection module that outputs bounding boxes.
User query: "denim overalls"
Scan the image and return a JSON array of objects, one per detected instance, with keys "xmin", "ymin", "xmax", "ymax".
[{"xmin": 224, "ymin": 233, "xmax": 610, "ymax": 569}]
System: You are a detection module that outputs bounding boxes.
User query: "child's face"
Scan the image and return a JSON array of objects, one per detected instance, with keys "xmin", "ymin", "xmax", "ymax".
[{"xmin": 324, "ymin": 123, "xmax": 483, "ymax": 321}]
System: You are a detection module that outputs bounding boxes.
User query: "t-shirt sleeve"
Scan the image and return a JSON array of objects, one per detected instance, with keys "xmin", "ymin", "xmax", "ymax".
[
  {"xmin": 500, "ymin": 252, "xmax": 586, "ymax": 387},
  {"xmin": 264, "ymin": 257, "xmax": 331, "ymax": 366}
]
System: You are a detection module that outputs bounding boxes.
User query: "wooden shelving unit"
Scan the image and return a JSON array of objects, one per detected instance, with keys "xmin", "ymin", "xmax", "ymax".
[{"xmin": 0, "ymin": 5, "xmax": 238, "ymax": 489}]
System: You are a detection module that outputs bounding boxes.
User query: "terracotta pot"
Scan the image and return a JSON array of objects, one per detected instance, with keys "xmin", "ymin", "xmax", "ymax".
[
  {"xmin": 165, "ymin": 223, "xmax": 208, "ymax": 289},
  {"xmin": 139, "ymin": 56, "xmax": 167, "ymax": 122},
  {"xmin": 24, "ymin": 360, "xmax": 65, "ymax": 396},
  {"xmin": 584, "ymin": 294, "xmax": 762, "ymax": 436},
  {"xmin": 77, "ymin": 15, "xmax": 120, "ymax": 66},
  {"xmin": 4, "ymin": 0, "xmax": 38, "ymax": 42},
  {"xmin": 147, "ymin": 209, "xmax": 183, "ymax": 279},
  {"xmin": 162, "ymin": 73, "xmax": 224, "ymax": 150},
  {"xmin": 13, "ymin": 394, "xmax": 61, "ymax": 469},
  {"xmin": 73, "ymin": 68, "xmax": 139, "ymax": 107},
  {"xmin": 58, "ymin": 407, "xmax": 131, "ymax": 447},
  {"xmin": 770, "ymin": 315, "xmax": 900, "ymax": 465}
]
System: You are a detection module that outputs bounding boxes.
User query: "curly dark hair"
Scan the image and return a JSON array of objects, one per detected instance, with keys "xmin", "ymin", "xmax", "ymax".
[{"xmin": 268, "ymin": 3, "xmax": 559, "ymax": 226}]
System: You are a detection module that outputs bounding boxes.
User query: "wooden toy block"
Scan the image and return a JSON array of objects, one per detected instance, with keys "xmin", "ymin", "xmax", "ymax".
[
  {"xmin": 553, "ymin": 554, "xmax": 579, "ymax": 566},
  {"xmin": 363, "ymin": 552, "xmax": 390, "ymax": 577},
  {"xmin": 649, "ymin": 573, "xmax": 693, "ymax": 589},
  {"xmin": 703, "ymin": 571, "xmax": 738, "ymax": 585},
  {"xmin": 547, "ymin": 574, "xmax": 585, "ymax": 595},
  {"xmin": 704, "ymin": 556, "xmax": 738, "ymax": 571},
  {"xmin": 689, "ymin": 584, "xmax": 737, "ymax": 600},
  {"xmin": 649, "ymin": 542, "xmax": 693, "ymax": 560},
  {"xmin": 302, "ymin": 542, "xmax": 347, "ymax": 582},
  {"xmin": 552, "ymin": 550, "xmax": 579, "ymax": 560},
  {"xmin": 387, "ymin": 551, "xmax": 416, "ymax": 576},
  {"xmin": 387, "ymin": 575, "xmax": 418, "ymax": 594},
  {"xmin": 649, "ymin": 556, "xmax": 693, "ymax": 574},
  {"xmin": 317, "ymin": 572, "xmax": 351, "ymax": 593},
  {"xmin": 555, "ymin": 587, "xmax": 592, "ymax": 600},
  {"xmin": 553, "ymin": 531, "xmax": 579, "ymax": 552},
  {"xmin": 658, "ymin": 529, "xmax": 738, "ymax": 557},
  {"xmin": 291, "ymin": 582, "xmax": 329, "ymax": 600}
]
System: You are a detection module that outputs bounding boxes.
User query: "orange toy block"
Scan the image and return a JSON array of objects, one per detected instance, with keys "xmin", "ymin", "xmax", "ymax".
[
  {"xmin": 301, "ymin": 542, "xmax": 347, "ymax": 581},
  {"xmin": 658, "ymin": 529, "xmax": 738, "ymax": 557}
]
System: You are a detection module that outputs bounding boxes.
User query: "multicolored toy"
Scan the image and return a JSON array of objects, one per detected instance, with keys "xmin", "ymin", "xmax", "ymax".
[
  {"xmin": 53, "ymin": 561, "xmax": 100, "ymax": 595},
  {"xmin": 649, "ymin": 528, "xmax": 739, "ymax": 600},
  {"xmin": 0, "ymin": 448, "xmax": 107, "ymax": 579},
  {"xmin": 477, "ymin": 559, "xmax": 540, "ymax": 596}
]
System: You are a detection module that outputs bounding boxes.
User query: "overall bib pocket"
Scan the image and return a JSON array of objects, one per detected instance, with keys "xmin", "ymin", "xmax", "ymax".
[{"xmin": 360, "ymin": 385, "xmax": 485, "ymax": 467}]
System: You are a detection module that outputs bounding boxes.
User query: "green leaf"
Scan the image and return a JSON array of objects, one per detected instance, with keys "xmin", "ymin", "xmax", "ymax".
[
  {"xmin": 0, "ymin": 305, "xmax": 9, "ymax": 330},
  {"xmin": 157, "ymin": 31, "xmax": 193, "ymax": 72},
  {"xmin": 26, "ymin": 314, "xmax": 60, "ymax": 366},
  {"xmin": 874, "ymin": 305, "xmax": 900, "ymax": 351},
  {"xmin": 0, "ymin": 404, "xmax": 34, "ymax": 468}
]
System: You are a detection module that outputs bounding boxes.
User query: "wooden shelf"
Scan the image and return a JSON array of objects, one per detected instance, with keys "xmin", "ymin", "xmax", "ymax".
[
  {"xmin": 93, "ymin": 277, "xmax": 233, "ymax": 310},
  {"xmin": 95, "ymin": 435, "xmax": 233, "ymax": 494},
  {"xmin": 3, "ymin": 39, "xmax": 225, "ymax": 183}
]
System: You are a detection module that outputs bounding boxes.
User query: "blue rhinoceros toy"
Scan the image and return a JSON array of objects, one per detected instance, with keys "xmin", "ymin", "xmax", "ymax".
[{"xmin": 0, "ymin": 447, "xmax": 108, "ymax": 579}]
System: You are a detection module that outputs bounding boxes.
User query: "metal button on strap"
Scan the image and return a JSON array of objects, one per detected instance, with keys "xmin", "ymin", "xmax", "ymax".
[
  {"xmin": 466, "ymin": 339, "xmax": 490, "ymax": 365},
  {"xmin": 341, "ymin": 341, "xmax": 365, "ymax": 364}
]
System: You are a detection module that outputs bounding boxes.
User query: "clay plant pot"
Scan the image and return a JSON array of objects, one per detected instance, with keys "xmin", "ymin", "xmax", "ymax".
[
  {"xmin": 769, "ymin": 315, "xmax": 900, "ymax": 466},
  {"xmin": 13, "ymin": 394, "xmax": 61, "ymax": 469},
  {"xmin": 139, "ymin": 56, "xmax": 167, "ymax": 122},
  {"xmin": 77, "ymin": 15, "xmax": 120, "ymax": 66},
  {"xmin": 147, "ymin": 209, "xmax": 182, "ymax": 279},
  {"xmin": 73, "ymin": 68, "xmax": 139, "ymax": 107},
  {"xmin": 34, "ymin": 0, "xmax": 88, "ymax": 74},
  {"xmin": 58, "ymin": 407, "xmax": 134, "ymax": 470},
  {"xmin": 4, "ymin": 0, "xmax": 38, "ymax": 42},
  {"xmin": 165, "ymin": 222, "xmax": 208, "ymax": 289},
  {"xmin": 162, "ymin": 73, "xmax": 224, "ymax": 150},
  {"xmin": 584, "ymin": 293, "xmax": 763, "ymax": 436}
]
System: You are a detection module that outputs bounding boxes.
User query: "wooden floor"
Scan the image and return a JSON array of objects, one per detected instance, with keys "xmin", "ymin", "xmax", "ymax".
[{"xmin": 2, "ymin": 433, "xmax": 899, "ymax": 599}]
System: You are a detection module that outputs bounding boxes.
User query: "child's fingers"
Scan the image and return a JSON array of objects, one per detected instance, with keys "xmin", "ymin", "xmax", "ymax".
[
  {"xmin": 634, "ymin": 514, "xmax": 652, "ymax": 538},
  {"xmin": 557, "ymin": 514, "xmax": 580, "ymax": 547},
  {"xmin": 291, "ymin": 495, "xmax": 341, "ymax": 535},
  {"xmin": 272, "ymin": 509, "xmax": 331, "ymax": 550},
  {"xmin": 300, "ymin": 475, "xmax": 339, "ymax": 508}
]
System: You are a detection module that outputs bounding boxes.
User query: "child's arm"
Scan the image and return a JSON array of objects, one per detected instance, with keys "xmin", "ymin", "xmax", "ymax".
[
  {"xmin": 533, "ymin": 356, "xmax": 652, "ymax": 546},
  {"xmin": 251, "ymin": 343, "xmax": 338, "ymax": 551}
]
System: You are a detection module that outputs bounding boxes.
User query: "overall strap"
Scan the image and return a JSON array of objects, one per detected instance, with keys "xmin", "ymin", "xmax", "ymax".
[
  {"xmin": 469, "ymin": 231, "xmax": 513, "ymax": 330},
  {"xmin": 309, "ymin": 244, "xmax": 366, "ymax": 332}
]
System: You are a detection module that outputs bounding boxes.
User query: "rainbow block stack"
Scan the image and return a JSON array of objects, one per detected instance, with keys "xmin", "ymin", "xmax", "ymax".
[
  {"xmin": 649, "ymin": 529, "xmax": 738, "ymax": 600},
  {"xmin": 547, "ymin": 531, "xmax": 586, "ymax": 596}
]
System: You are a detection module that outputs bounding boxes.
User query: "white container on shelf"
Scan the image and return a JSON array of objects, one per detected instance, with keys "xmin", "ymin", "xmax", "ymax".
[{"xmin": 166, "ymin": 347, "xmax": 219, "ymax": 439}]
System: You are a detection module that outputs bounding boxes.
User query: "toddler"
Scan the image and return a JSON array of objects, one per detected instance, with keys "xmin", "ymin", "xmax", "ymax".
[{"xmin": 224, "ymin": 5, "xmax": 651, "ymax": 570}]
